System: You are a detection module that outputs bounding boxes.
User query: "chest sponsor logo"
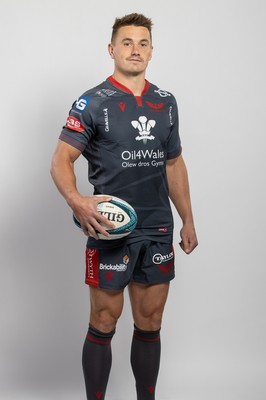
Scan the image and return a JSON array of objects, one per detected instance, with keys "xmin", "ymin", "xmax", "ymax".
[
  {"xmin": 66, "ymin": 116, "xmax": 84, "ymax": 132},
  {"xmin": 74, "ymin": 96, "xmax": 90, "ymax": 112},
  {"xmin": 154, "ymin": 89, "xmax": 171, "ymax": 98},
  {"xmin": 121, "ymin": 116, "xmax": 166, "ymax": 169},
  {"xmin": 145, "ymin": 101, "xmax": 165, "ymax": 112},
  {"xmin": 131, "ymin": 116, "xmax": 156, "ymax": 144},
  {"xmin": 121, "ymin": 148, "xmax": 165, "ymax": 169}
]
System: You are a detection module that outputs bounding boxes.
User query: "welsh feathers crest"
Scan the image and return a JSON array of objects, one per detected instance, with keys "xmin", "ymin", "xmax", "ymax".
[{"xmin": 131, "ymin": 116, "xmax": 156, "ymax": 144}]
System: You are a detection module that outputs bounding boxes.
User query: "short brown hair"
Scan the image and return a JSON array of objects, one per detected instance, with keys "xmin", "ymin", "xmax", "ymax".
[{"xmin": 111, "ymin": 13, "xmax": 153, "ymax": 43}]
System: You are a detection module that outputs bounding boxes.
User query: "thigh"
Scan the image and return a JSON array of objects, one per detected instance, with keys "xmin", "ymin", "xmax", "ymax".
[
  {"xmin": 128, "ymin": 281, "xmax": 170, "ymax": 330},
  {"xmin": 89, "ymin": 286, "xmax": 124, "ymax": 332}
]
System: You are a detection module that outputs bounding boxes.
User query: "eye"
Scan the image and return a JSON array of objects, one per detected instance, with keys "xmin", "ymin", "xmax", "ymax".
[{"xmin": 140, "ymin": 42, "xmax": 149, "ymax": 48}]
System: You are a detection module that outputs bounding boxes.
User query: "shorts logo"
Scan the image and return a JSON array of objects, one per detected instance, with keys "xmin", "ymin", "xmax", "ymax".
[
  {"xmin": 158, "ymin": 261, "xmax": 174, "ymax": 274},
  {"xmin": 86, "ymin": 248, "xmax": 99, "ymax": 287},
  {"xmin": 131, "ymin": 116, "xmax": 156, "ymax": 144},
  {"xmin": 100, "ymin": 263, "xmax": 127, "ymax": 272},
  {"xmin": 66, "ymin": 116, "xmax": 84, "ymax": 132},
  {"xmin": 88, "ymin": 249, "xmax": 97, "ymax": 256},
  {"xmin": 123, "ymin": 255, "xmax": 129, "ymax": 264},
  {"xmin": 100, "ymin": 254, "xmax": 129, "ymax": 272},
  {"xmin": 152, "ymin": 251, "xmax": 174, "ymax": 264},
  {"xmin": 106, "ymin": 271, "xmax": 113, "ymax": 281},
  {"xmin": 75, "ymin": 96, "xmax": 90, "ymax": 111}
]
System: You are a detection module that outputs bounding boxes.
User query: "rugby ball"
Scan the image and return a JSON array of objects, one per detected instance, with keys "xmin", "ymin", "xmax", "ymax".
[{"xmin": 73, "ymin": 195, "xmax": 137, "ymax": 240}]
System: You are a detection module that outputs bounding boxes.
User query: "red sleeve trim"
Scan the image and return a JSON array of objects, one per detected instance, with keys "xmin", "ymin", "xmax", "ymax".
[{"xmin": 59, "ymin": 133, "xmax": 85, "ymax": 151}]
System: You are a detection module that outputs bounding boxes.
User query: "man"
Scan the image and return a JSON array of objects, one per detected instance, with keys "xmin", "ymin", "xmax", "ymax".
[{"xmin": 51, "ymin": 13, "xmax": 198, "ymax": 400}]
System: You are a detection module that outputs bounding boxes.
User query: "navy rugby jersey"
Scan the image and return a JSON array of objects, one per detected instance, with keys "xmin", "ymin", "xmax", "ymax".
[{"xmin": 59, "ymin": 76, "xmax": 182, "ymax": 243}]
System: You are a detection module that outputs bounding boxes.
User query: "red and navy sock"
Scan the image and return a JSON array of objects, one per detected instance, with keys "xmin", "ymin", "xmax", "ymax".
[
  {"xmin": 82, "ymin": 324, "xmax": 115, "ymax": 400},
  {"xmin": 130, "ymin": 324, "xmax": 161, "ymax": 400}
]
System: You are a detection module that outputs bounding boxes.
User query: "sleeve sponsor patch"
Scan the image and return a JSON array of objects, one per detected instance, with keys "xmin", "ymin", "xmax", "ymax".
[
  {"xmin": 74, "ymin": 96, "xmax": 90, "ymax": 112},
  {"xmin": 66, "ymin": 116, "xmax": 85, "ymax": 132}
]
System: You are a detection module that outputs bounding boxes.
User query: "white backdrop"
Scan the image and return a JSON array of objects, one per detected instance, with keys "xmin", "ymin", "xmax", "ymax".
[{"xmin": 1, "ymin": 0, "xmax": 265, "ymax": 399}]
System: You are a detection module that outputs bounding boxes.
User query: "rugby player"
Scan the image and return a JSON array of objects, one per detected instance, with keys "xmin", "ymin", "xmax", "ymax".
[{"xmin": 51, "ymin": 13, "xmax": 198, "ymax": 400}]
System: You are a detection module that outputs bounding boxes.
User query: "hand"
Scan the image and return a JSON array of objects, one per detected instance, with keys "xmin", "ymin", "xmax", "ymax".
[
  {"xmin": 179, "ymin": 223, "xmax": 198, "ymax": 254},
  {"xmin": 72, "ymin": 195, "xmax": 115, "ymax": 239}
]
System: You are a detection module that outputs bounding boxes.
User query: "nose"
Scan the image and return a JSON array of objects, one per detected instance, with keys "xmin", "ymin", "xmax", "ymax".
[{"xmin": 131, "ymin": 44, "xmax": 140, "ymax": 56}]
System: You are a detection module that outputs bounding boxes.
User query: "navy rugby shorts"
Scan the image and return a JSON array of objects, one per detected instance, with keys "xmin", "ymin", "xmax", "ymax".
[{"xmin": 85, "ymin": 239, "xmax": 175, "ymax": 289}]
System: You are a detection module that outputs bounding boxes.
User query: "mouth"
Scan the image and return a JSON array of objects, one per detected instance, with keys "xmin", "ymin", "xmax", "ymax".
[{"xmin": 127, "ymin": 58, "xmax": 142, "ymax": 62}]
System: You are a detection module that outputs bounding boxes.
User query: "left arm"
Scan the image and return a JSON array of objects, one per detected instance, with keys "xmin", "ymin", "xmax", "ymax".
[{"xmin": 166, "ymin": 155, "xmax": 198, "ymax": 254}]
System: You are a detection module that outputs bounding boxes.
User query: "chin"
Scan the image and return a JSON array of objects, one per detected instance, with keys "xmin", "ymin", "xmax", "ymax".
[{"xmin": 128, "ymin": 67, "xmax": 146, "ymax": 75}]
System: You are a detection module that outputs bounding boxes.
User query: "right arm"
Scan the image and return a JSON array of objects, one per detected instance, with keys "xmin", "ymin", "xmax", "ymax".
[{"xmin": 50, "ymin": 140, "xmax": 114, "ymax": 239}]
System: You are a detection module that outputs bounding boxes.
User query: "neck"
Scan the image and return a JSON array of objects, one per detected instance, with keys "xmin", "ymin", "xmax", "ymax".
[{"xmin": 111, "ymin": 71, "xmax": 146, "ymax": 96}]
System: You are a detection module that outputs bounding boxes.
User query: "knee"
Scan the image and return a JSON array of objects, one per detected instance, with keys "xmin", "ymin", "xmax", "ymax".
[
  {"xmin": 134, "ymin": 310, "xmax": 163, "ymax": 331},
  {"xmin": 90, "ymin": 308, "xmax": 121, "ymax": 333}
]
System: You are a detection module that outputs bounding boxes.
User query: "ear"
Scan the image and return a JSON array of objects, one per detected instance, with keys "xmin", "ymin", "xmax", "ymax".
[
  {"xmin": 108, "ymin": 43, "xmax": 114, "ymax": 59},
  {"xmin": 149, "ymin": 46, "xmax": 154, "ymax": 60}
]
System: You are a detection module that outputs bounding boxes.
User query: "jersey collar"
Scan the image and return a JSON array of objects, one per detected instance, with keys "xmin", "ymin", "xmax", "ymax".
[{"xmin": 107, "ymin": 76, "xmax": 150, "ymax": 96}]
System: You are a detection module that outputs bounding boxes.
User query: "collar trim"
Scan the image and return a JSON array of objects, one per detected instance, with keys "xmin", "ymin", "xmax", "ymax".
[{"xmin": 107, "ymin": 76, "xmax": 149, "ymax": 95}]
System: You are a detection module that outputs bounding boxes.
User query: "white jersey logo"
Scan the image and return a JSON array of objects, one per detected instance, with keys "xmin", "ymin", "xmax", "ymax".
[
  {"xmin": 131, "ymin": 116, "xmax": 156, "ymax": 144},
  {"xmin": 154, "ymin": 89, "xmax": 171, "ymax": 98},
  {"xmin": 76, "ymin": 98, "xmax": 87, "ymax": 110}
]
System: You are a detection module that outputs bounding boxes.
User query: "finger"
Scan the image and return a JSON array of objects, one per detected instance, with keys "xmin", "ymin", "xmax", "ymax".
[
  {"xmin": 96, "ymin": 213, "xmax": 116, "ymax": 229},
  {"xmin": 181, "ymin": 235, "xmax": 191, "ymax": 254},
  {"xmin": 85, "ymin": 218, "xmax": 111, "ymax": 239},
  {"xmin": 94, "ymin": 195, "xmax": 113, "ymax": 204},
  {"xmin": 179, "ymin": 237, "xmax": 192, "ymax": 254},
  {"xmin": 82, "ymin": 225, "xmax": 98, "ymax": 239},
  {"xmin": 92, "ymin": 196, "xmax": 115, "ymax": 229},
  {"xmin": 180, "ymin": 238, "xmax": 198, "ymax": 254},
  {"xmin": 94, "ymin": 221, "xmax": 110, "ymax": 238}
]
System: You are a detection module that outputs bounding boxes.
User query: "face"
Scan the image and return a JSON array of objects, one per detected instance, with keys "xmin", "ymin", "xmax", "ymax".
[{"xmin": 108, "ymin": 25, "xmax": 153, "ymax": 77}]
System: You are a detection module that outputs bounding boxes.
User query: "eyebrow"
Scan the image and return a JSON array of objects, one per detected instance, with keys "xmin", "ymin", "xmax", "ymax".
[{"xmin": 122, "ymin": 38, "xmax": 150, "ymax": 43}]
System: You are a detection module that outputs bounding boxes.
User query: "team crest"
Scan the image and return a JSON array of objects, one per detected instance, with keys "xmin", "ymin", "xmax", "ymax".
[{"xmin": 131, "ymin": 116, "xmax": 156, "ymax": 144}]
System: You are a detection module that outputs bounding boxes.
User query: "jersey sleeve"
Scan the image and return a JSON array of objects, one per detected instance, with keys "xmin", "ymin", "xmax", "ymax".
[
  {"xmin": 59, "ymin": 95, "xmax": 95, "ymax": 152},
  {"xmin": 166, "ymin": 97, "xmax": 182, "ymax": 159}
]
